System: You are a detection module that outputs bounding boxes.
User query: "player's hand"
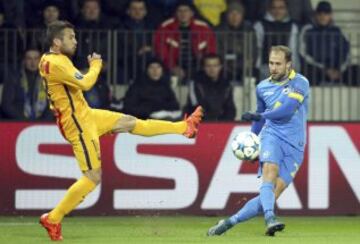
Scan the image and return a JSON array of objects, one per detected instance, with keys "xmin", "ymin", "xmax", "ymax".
[
  {"xmin": 87, "ymin": 52, "xmax": 102, "ymax": 64},
  {"xmin": 241, "ymin": 112, "xmax": 262, "ymax": 121}
]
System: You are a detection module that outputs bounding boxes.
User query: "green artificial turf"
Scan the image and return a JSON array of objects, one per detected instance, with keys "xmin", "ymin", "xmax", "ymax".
[{"xmin": 0, "ymin": 216, "xmax": 359, "ymax": 243}]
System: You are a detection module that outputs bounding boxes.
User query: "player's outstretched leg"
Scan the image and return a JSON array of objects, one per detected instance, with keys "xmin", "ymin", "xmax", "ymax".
[
  {"xmin": 207, "ymin": 219, "xmax": 233, "ymax": 236},
  {"xmin": 129, "ymin": 106, "xmax": 203, "ymax": 138},
  {"xmin": 207, "ymin": 195, "xmax": 263, "ymax": 236}
]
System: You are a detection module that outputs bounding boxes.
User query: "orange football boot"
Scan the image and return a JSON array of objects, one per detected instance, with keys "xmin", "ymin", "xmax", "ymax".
[
  {"xmin": 39, "ymin": 213, "xmax": 63, "ymax": 241},
  {"xmin": 183, "ymin": 106, "xmax": 204, "ymax": 138}
]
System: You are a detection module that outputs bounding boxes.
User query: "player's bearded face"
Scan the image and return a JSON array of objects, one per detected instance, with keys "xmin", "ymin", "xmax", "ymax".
[
  {"xmin": 269, "ymin": 51, "xmax": 291, "ymax": 81},
  {"xmin": 59, "ymin": 28, "xmax": 77, "ymax": 57}
]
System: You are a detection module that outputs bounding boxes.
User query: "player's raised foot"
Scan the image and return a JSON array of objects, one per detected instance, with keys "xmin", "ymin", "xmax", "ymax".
[
  {"xmin": 207, "ymin": 219, "xmax": 233, "ymax": 236},
  {"xmin": 265, "ymin": 216, "xmax": 285, "ymax": 236},
  {"xmin": 40, "ymin": 213, "xmax": 63, "ymax": 241},
  {"xmin": 183, "ymin": 106, "xmax": 204, "ymax": 138}
]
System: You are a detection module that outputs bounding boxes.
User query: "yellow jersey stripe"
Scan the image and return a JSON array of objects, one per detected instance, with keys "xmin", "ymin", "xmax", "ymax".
[{"xmin": 288, "ymin": 92, "xmax": 304, "ymax": 103}]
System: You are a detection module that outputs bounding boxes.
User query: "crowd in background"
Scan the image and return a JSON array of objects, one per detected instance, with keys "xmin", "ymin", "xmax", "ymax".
[{"xmin": 0, "ymin": 0, "xmax": 358, "ymax": 122}]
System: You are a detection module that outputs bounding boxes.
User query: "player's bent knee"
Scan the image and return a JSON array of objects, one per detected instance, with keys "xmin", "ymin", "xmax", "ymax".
[
  {"xmin": 112, "ymin": 115, "xmax": 137, "ymax": 133},
  {"xmin": 83, "ymin": 168, "xmax": 102, "ymax": 185}
]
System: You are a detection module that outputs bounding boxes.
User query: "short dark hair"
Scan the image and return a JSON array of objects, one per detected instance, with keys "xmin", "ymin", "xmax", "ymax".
[
  {"xmin": 268, "ymin": 0, "xmax": 288, "ymax": 9},
  {"xmin": 202, "ymin": 53, "xmax": 223, "ymax": 66},
  {"xmin": 269, "ymin": 45, "xmax": 292, "ymax": 62},
  {"xmin": 81, "ymin": 0, "xmax": 100, "ymax": 8},
  {"xmin": 128, "ymin": 0, "xmax": 146, "ymax": 6},
  {"xmin": 45, "ymin": 20, "xmax": 74, "ymax": 47}
]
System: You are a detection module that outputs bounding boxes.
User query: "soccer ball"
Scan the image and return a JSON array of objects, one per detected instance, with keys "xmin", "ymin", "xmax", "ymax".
[{"xmin": 231, "ymin": 131, "xmax": 260, "ymax": 160}]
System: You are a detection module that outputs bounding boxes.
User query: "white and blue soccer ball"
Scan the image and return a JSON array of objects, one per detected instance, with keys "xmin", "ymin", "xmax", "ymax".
[{"xmin": 231, "ymin": 131, "xmax": 260, "ymax": 160}]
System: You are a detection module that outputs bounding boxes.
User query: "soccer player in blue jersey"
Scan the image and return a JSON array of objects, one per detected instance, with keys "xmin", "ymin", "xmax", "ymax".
[{"xmin": 207, "ymin": 45, "xmax": 310, "ymax": 236}]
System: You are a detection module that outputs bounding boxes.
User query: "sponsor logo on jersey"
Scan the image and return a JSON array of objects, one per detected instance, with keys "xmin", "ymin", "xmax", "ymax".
[{"xmin": 263, "ymin": 91, "xmax": 274, "ymax": 97}]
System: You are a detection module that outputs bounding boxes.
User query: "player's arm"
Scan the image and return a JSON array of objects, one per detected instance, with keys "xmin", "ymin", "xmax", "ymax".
[
  {"xmin": 49, "ymin": 54, "xmax": 102, "ymax": 91},
  {"xmin": 250, "ymin": 88, "xmax": 266, "ymax": 135},
  {"xmin": 261, "ymin": 96, "xmax": 299, "ymax": 121}
]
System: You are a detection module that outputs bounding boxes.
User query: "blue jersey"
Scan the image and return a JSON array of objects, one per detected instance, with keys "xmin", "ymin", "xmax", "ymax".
[{"xmin": 256, "ymin": 70, "xmax": 310, "ymax": 151}]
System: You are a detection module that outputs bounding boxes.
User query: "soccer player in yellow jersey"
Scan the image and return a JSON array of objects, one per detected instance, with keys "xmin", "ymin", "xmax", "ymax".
[{"xmin": 38, "ymin": 21, "xmax": 203, "ymax": 241}]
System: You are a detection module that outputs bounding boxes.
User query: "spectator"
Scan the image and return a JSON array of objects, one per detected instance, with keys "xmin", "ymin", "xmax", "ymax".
[
  {"xmin": 24, "ymin": 0, "xmax": 67, "ymax": 28},
  {"xmin": 184, "ymin": 54, "xmax": 235, "ymax": 121},
  {"xmin": 0, "ymin": 4, "xmax": 23, "ymax": 84},
  {"xmin": 299, "ymin": 1, "xmax": 350, "ymax": 85},
  {"xmin": 147, "ymin": 0, "xmax": 193, "ymax": 25},
  {"xmin": 239, "ymin": 0, "xmax": 313, "ymax": 26},
  {"xmin": 154, "ymin": 1, "xmax": 217, "ymax": 82},
  {"xmin": 1, "ymin": 48, "xmax": 52, "ymax": 120},
  {"xmin": 117, "ymin": 0, "xmax": 155, "ymax": 82},
  {"xmin": 254, "ymin": 0, "xmax": 300, "ymax": 79},
  {"xmin": 75, "ymin": 0, "xmax": 116, "ymax": 29},
  {"xmin": 193, "ymin": 0, "xmax": 227, "ymax": 26},
  {"xmin": 122, "ymin": 58, "xmax": 181, "ymax": 120},
  {"xmin": 217, "ymin": 1, "xmax": 257, "ymax": 82},
  {"xmin": 35, "ymin": 1, "xmax": 61, "ymax": 28},
  {"xmin": 26, "ymin": 1, "xmax": 62, "ymax": 51},
  {"xmin": 74, "ymin": 0, "xmax": 114, "ymax": 70},
  {"xmin": 0, "ymin": 0, "xmax": 25, "ymax": 28}
]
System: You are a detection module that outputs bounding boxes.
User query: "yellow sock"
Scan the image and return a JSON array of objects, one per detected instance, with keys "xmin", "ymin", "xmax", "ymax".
[
  {"xmin": 131, "ymin": 119, "xmax": 186, "ymax": 137},
  {"xmin": 48, "ymin": 176, "xmax": 96, "ymax": 223}
]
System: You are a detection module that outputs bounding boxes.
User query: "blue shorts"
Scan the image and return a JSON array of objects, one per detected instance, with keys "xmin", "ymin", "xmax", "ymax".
[{"xmin": 258, "ymin": 132, "xmax": 304, "ymax": 185}]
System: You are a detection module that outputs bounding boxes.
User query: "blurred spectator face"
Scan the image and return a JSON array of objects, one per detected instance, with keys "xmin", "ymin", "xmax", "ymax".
[
  {"xmin": 204, "ymin": 57, "xmax": 222, "ymax": 80},
  {"xmin": 58, "ymin": 28, "xmax": 77, "ymax": 57},
  {"xmin": 176, "ymin": 6, "xmax": 194, "ymax": 25},
  {"xmin": 227, "ymin": 10, "xmax": 244, "ymax": 28},
  {"xmin": 269, "ymin": 0, "xmax": 288, "ymax": 21},
  {"xmin": 24, "ymin": 50, "xmax": 41, "ymax": 72},
  {"xmin": 316, "ymin": 12, "xmax": 332, "ymax": 26},
  {"xmin": 268, "ymin": 50, "xmax": 291, "ymax": 81},
  {"xmin": 128, "ymin": 1, "xmax": 147, "ymax": 21},
  {"xmin": 82, "ymin": 0, "xmax": 100, "ymax": 21},
  {"xmin": 147, "ymin": 63, "xmax": 163, "ymax": 81},
  {"xmin": 43, "ymin": 6, "xmax": 60, "ymax": 25}
]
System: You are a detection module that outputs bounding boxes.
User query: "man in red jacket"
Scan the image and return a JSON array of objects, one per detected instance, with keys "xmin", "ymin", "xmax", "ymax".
[{"xmin": 153, "ymin": 2, "xmax": 217, "ymax": 81}]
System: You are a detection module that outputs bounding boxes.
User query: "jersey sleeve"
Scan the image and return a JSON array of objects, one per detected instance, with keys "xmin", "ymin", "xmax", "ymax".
[
  {"xmin": 49, "ymin": 58, "xmax": 102, "ymax": 91},
  {"xmin": 288, "ymin": 78, "xmax": 309, "ymax": 103}
]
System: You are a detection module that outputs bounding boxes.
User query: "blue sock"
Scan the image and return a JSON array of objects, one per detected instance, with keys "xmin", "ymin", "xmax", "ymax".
[
  {"xmin": 260, "ymin": 182, "xmax": 275, "ymax": 221},
  {"xmin": 229, "ymin": 196, "xmax": 263, "ymax": 225}
]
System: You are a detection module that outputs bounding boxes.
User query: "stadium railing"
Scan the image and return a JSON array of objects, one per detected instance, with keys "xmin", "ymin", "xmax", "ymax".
[{"xmin": 0, "ymin": 29, "xmax": 359, "ymax": 121}]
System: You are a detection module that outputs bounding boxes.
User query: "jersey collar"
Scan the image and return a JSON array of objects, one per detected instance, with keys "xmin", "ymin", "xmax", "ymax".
[{"xmin": 269, "ymin": 69, "xmax": 296, "ymax": 85}]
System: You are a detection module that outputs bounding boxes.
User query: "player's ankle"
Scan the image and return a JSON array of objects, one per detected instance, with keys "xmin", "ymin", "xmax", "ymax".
[{"xmin": 264, "ymin": 211, "xmax": 275, "ymax": 222}]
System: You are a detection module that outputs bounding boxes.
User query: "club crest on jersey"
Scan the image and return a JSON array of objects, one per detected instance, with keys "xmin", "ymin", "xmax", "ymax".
[
  {"xmin": 74, "ymin": 72, "xmax": 84, "ymax": 80},
  {"xmin": 282, "ymin": 85, "xmax": 293, "ymax": 94}
]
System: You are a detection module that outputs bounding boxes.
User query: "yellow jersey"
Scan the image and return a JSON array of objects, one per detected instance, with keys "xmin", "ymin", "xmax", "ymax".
[{"xmin": 39, "ymin": 52, "xmax": 102, "ymax": 140}]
